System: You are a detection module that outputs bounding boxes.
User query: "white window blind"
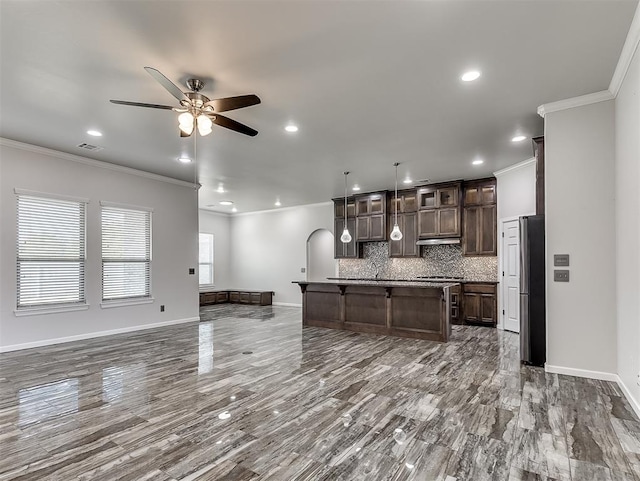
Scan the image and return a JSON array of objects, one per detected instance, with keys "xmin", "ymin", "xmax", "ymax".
[
  {"xmin": 199, "ymin": 233, "xmax": 214, "ymax": 285},
  {"xmin": 101, "ymin": 206, "xmax": 151, "ymax": 301},
  {"xmin": 16, "ymin": 194, "xmax": 86, "ymax": 309}
]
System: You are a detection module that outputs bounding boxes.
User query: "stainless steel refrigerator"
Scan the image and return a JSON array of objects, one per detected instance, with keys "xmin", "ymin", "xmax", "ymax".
[{"xmin": 520, "ymin": 215, "xmax": 546, "ymax": 367}]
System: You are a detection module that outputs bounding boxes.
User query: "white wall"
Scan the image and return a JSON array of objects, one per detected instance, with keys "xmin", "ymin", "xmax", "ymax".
[
  {"xmin": 198, "ymin": 210, "xmax": 232, "ymax": 290},
  {"xmin": 494, "ymin": 158, "xmax": 537, "ymax": 221},
  {"xmin": 615, "ymin": 44, "xmax": 640, "ymax": 408},
  {"xmin": 0, "ymin": 140, "xmax": 199, "ymax": 351},
  {"xmin": 545, "ymin": 100, "xmax": 617, "ymax": 375},
  {"xmin": 307, "ymin": 229, "xmax": 337, "ymax": 281},
  {"xmin": 229, "ymin": 203, "xmax": 333, "ymax": 305}
]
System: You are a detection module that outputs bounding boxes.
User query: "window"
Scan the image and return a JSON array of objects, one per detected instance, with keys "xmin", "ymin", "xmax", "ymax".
[
  {"xmin": 16, "ymin": 192, "xmax": 87, "ymax": 310},
  {"xmin": 101, "ymin": 204, "xmax": 152, "ymax": 302},
  {"xmin": 199, "ymin": 233, "xmax": 214, "ymax": 286}
]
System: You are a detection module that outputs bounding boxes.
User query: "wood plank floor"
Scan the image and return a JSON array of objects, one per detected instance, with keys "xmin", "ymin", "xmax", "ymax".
[{"xmin": 1, "ymin": 305, "xmax": 639, "ymax": 480}]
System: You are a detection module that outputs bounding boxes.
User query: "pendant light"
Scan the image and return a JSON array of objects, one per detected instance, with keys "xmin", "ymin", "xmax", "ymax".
[
  {"xmin": 390, "ymin": 162, "xmax": 403, "ymax": 241},
  {"xmin": 340, "ymin": 171, "xmax": 352, "ymax": 243}
]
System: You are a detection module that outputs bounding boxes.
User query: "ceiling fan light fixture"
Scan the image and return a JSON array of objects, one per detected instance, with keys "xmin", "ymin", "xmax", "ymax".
[
  {"xmin": 197, "ymin": 114, "xmax": 213, "ymax": 136},
  {"xmin": 178, "ymin": 112, "xmax": 194, "ymax": 135}
]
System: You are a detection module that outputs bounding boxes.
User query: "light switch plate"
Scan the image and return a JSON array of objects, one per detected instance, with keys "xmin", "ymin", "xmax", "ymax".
[
  {"xmin": 300, "ymin": 267, "xmax": 306, "ymax": 273},
  {"xmin": 554, "ymin": 254, "xmax": 570, "ymax": 267},
  {"xmin": 554, "ymin": 270, "xmax": 570, "ymax": 282}
]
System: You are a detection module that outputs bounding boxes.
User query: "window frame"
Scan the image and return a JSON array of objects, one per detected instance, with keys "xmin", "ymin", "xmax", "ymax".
[
  {"xmin": 198, "ymin": 232, "xmax": 215, "ymax": 288},
  {"xmin": 100, "ymin": 201, "xmax": 153, "ymax": 308},
  {"xmin": 14, "ymin": 189, "xmax": 89, "ymax": 316}
]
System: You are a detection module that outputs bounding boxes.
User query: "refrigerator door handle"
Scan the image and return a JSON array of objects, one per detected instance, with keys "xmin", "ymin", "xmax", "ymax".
[{"xmin": 520, "ymin": 217, "xmax": 529, "ymax": 295}]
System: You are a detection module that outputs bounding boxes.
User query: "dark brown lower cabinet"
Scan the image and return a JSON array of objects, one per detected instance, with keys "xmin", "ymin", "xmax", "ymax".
[
  {"xmin": 450, "ymin": 284, "xmax": 461, "ymax": 325},
  {"xmin": 462, "ymin": 283, "xmax": 497, "ymax": 326}
]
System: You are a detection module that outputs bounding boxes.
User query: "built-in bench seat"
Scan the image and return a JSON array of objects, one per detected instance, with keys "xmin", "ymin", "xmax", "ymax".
[{"xmin": 199, "ymin": 290, "xmax": 273, "ymax": 306}]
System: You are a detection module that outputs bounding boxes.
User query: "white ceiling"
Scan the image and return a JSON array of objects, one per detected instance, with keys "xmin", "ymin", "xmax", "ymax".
[{"xmin": 1, "ymin": 1, "xmax": 636, "ymax": 213}]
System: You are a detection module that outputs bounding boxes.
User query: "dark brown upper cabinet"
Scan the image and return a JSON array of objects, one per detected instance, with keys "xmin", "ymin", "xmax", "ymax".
[
  {"xmin": 333, "ymin": 199, "xmax": 360, "ymax": 258},
  {"xmin": 355, "ymin": 192, "xmax": 387, "ymax": 242},
  {"xmin": 417, "ymin": 182, "xmax": 462, "ymax": 238},
  {"xmin": 462, "ymin": 178, "xmax": 497, "ymax": 256},
  {"xmin": 388, "ymin": 213, "xmax": 419, "ymax": 258}
]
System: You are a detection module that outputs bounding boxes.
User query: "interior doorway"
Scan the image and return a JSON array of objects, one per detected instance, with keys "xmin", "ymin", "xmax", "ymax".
[
  {"xmin": 306, "ymin": 229, "xmax": 337, "ymax": 281},
  {"xmin": 501, "ymin": 218, "xmax": 521, "ymax": 333}
]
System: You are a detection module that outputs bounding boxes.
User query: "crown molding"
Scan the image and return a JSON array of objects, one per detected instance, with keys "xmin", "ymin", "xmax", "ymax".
[
  {"xmin": 610, "ymin": 1, "xmax": 640, "ymax": 97},
  {"xmin": 231, "ymin": 201, "xmax": 333, "ymax": 217},
  {"xmin": 537, "ymin": 90, "xmax": 614, "ymax": 118},
  {"xmin": 493, "ymin": 157, "xmax": 536, "ymax": 177},
  {"xmin": 0, "ymin": 137, "xmax": 198, "ymax": 189}
]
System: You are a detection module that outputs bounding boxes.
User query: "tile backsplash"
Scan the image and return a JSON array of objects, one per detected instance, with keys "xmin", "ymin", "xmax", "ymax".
[{"xmin": 338, "ymin": 243, "xmax": 498, "ymax": 282}]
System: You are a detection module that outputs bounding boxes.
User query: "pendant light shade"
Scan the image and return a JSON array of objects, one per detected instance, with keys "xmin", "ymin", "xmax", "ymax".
[
  {"xmin": 178, "ymin": 112, "xmax": 194, "ymax": 135},
  {"xmin": 197, "ymin": 114, "xmax": 213, "ymax": 136},
  {"xmin": 390, "ymin": 162, "xmax": 403, "ymax": 241},
  {"xmin": 340, "ymin": 171, "xmax": 352, "ymax": 244}
]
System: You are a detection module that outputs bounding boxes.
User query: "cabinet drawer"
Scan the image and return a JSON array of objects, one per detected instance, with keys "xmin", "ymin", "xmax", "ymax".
[{"xmin": 463, "ymin": 283, "xmax": 496, "ymax": 294}]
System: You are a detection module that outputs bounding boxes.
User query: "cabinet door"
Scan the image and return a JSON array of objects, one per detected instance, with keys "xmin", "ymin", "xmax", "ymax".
[
  {"xmin": 463, "ymin": 207, "xmax": 479, "ymax": 255},
  {"xmin": 464, "ymin": 186, "xmax": 481, "ymax": 206},
  {"xmin": 438, "ymin": 186, "xmax": 459, "ymax": 207},
  {"xmin": 438, "ymin": 208, "xmax": 460, "ymax": 236},
  {"xmin": 463, "ymin": 293, "xmax": 480, "ymax": 322},
  {"xmin": 334, "ymin": 200, "xmax": 356, "ymax": 219},
  {"xmin": 480, "ymin": 293, "xmax": 496, "ymax": 324},
  {"xmin": 479, "ymin": 205, "xmax": 497, "ymax": 255},
  {"xmin": 403, "ymin": 192, "xmax": 418, "ymax": 212},
  {"xmin": 356, "ymin": 197, "xmax": 370, "ymax": 216},
  {"xmin": 345, "ymin": 217, "xmax": 357, "ymax": 257},
  {"xmin": 356, "ymin": 216, "xmax": 370, "ymax": 241},
  {"xmin": 335, "ymin": 218, "xmax": 347, "ymax": 258},
  {"xmin": 481, "ymin": 184, "xmax": 496, "ymax": 204},
  {"xmin": 418, "ymin": 209, "xmax": 437, "ymax": 237},
  {"xmin": 370, "ymin": 195, "xmax": 385, "ymax": 215},
  {"xmin": 403, "ymin": 212, "xmax": 419, "ymax": 257},
  {"xmin": 369, "ymin": 214, "xmax": 385, "ymax": 240},
  {"xmin": 418, "ymin": 188, "xmax": 437, "ymax": 209},
  {"xmin": 389, "ymin": 214, "xmax": 404, "ymax": 257}
]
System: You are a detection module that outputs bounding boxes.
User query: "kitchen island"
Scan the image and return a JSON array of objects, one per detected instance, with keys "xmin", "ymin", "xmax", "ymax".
[{"xmin": 293, "ymin": 280, "xmax": 457, "ymax": 342}]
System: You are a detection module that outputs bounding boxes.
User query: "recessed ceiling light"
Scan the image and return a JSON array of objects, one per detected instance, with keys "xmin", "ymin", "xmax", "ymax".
[
  {"xmin": 87, "ymin": 130, "xmax": 102, "ymax": 137},
  {"xmin": 472, "ymin": 159, "xmax": 484, "ymax": 165},
  {"xmin": 285, "ymin": 124, "xmax": 298, "ymax": 133},
  {"xmin": 511, "ymin": 135, "xmax": 527, "ymax": 142},
  {"xmin": 352, "ymin": 185, "xmax": 361, "ymax": 191},
  {"xmin": 178, "ymin": 157, "xmax": 192, "ymax": 163},
  {"xmin": 403, "ymin": 178, "xmax": 413, "ymax": 184},
  {"xmin": 231, "ymin": 207, "xmax": 237, "ymax": 213},
  {"xmin": 219, "ymin": 200, "xmax": 234, "ymax": 206},
  {"xmin": 275, "ymin": 199, "xmax": 282, "ymax": 207},
  {"xmin": 461, "ymin": 70, "xmax": 481, "ymax": 82},
  {"xmin": 217, "ymin": 183, "xmax": 225, "ymax": 193}
]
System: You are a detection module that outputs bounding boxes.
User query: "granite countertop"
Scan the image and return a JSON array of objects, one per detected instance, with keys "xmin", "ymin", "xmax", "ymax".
[
  {"xmin": 293, "ymin": 279, "xmax": 459, "ymax": 288},
  {"xmin": 323, "ymin": 277, "xmax": 498, "ymax": 284}
]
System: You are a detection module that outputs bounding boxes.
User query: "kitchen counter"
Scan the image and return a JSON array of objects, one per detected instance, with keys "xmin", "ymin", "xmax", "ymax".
[
  {"xmin": 325, "ymin": 277, "xmax": 497, "ymax": 284},
  {"xmin": 294, "ymin": 280, "xmax": 454, "ymax": 342}
]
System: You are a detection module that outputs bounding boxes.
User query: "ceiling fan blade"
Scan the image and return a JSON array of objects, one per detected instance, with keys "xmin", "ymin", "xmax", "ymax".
[
  {"xmin": 144, "ymin": 67, "xmax": 189, "ymax": 102},
  {"xmin": 209, "ymin": 114, "xmax": 258, "ymax": 137},
  {"xmin": 204, "ymin": 94, "xmax": 261, "ymax": 113},
  {"xmin": 110, "ymin": 100, "xmax": 174, "ymax": 110}
]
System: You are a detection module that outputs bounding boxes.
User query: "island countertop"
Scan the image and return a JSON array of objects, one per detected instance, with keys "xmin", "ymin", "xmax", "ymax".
[
  {"xmin": 293, "ymin": 279, "xmax": 459, "ymax": 288},
  {"xmin": 293, "ymin": 280, "xmax": 454, "ymax": 342}
]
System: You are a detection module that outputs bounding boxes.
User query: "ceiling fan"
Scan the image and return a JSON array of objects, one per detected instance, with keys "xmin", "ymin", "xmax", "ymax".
[{"xmin": 110, "ymin": 67, "xmax": 260, "ymax": 137}]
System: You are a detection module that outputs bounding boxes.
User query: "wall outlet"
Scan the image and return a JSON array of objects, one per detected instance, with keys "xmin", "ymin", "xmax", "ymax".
[
  {"xmin": 554, "ymin": 270, "xmax": 570, "ymax": 282},
  {"xmin": 188, "ymin": 268, "xmax": 195, "ymax": 275},
  {"xmin": 160, "ymin": 305, "xmax": 165, "ymax": 312},
  {"xmin": 300, "ymin": 267, "xmax": 306, "ymax": 273}
]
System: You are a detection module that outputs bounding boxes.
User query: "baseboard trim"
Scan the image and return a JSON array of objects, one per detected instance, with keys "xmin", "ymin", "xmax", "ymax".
[
  {"xmin": 616, "ymin": 375, "xmax": 640, "ymax": 420},
  {"xmin": 0, "ymin": 316, "xmax": 200, "ymax": 353},
  {"xmin": 544, "ymin": 364, "xmax": 618, "ymax": 382},
  {"xmin": 272, "ymin": 302, "xmax": 302, "ymax": 308}
]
